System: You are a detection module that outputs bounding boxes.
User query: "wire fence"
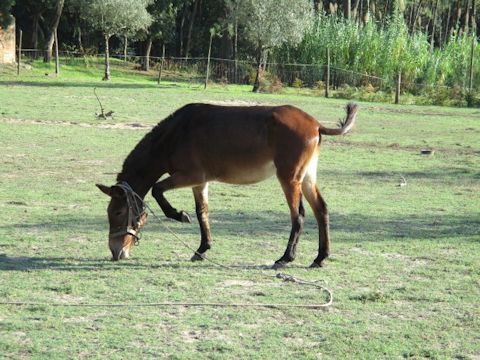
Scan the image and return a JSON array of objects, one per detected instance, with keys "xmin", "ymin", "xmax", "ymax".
[
  {"xmin": 13, "ymin": 49, "xmax": 477, "ymax": 106},
  {"xmin": 15, "ymin": 49, "xmax": 397, "ymax": 86}
]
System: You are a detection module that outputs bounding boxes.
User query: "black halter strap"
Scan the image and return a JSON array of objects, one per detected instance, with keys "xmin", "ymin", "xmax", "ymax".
[{"xmin": 108, "ymin": 182, "xmax": 146, "ymax": 243}]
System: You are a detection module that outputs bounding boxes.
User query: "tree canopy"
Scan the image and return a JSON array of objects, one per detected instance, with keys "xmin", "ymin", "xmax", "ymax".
[{"xmin": 0, "ymin": 0, "xmax": 15, "ymax": 28}]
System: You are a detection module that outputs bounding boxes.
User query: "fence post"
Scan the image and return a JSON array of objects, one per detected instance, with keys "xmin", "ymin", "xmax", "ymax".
[
  {"xmin": 325, "ymin": 46, "xmax": 330, "ymax": 98},
  {"xmin": 54, "ymin": 28, "xmax": 60, "ymax": 76},
  {"xmin": 469, "ymin": 35, "xmax": 475, "ymax": 91},
  {"xmin": 204, "ymin": 31, "xmax": 213, "ymax": 89},
  {"xmin": 395, "ymin": 71, "xmax": 401, "ymax": 104},
  {"xmin": 17, "ymin": 29, "xmax": 22, "ymax": 76},
  {"xmin": 158, "ymin": 44, "xmax": 165, "ymax": 84}
]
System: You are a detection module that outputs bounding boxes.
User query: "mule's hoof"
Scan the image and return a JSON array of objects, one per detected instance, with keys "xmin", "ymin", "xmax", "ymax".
[
  {"xmin": 180, "ymin": 211, "xmax": 192, "ymax": 223},
  {"xmin": 191, "ymin": 252, "xmax": 205, "ymax": 261},
  {"xmin": 309, "ymin": 261, "xmax": 323, "ymax": 268},
  {"xmin": 272, "ymin": 261, "xmax": 287, "ymax": 270}
]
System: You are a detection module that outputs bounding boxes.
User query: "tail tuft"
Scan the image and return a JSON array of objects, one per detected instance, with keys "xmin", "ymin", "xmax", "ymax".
[{"xmin": 319, "ymin": 102, "xmax": 359, "ymax": 136}]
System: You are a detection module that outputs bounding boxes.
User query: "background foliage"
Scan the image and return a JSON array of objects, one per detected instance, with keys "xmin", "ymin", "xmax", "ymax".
[{"xmin": 4, "ymin": 1, "xmax": 480, "ymax": 96}]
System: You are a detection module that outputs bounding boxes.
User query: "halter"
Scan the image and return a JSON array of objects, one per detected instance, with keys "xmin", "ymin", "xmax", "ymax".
[{"xmin": 108, "ymin": 182, "xmax": 146, "ymax": 244}]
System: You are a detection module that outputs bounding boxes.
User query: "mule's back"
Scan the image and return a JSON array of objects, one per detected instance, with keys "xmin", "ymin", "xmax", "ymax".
[{"xmin": 168, "ymin": 104, "xmax": 320, "ymax": 184}]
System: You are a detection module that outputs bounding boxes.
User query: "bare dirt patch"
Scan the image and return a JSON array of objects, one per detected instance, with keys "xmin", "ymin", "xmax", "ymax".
[
  {"xmin": 205, "ymin": 99, "xmax": 262, "ymax": 106},
  {"xmin": 358, "ymin": 104, "xmax": 480, "ymax": 118},
  {"xmin": 1, "ymin": 117, "xmax": 153, "ymax": 130}
]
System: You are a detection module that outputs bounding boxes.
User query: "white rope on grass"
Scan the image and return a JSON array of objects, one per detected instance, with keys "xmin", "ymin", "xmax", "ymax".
[{"xmin": 0, "ymin": 301, "xmax": 331, "ymax": 309}]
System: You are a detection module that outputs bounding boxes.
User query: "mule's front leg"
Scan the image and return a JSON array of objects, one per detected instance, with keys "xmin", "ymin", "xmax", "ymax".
[
  {"xmin": 190, "ymin": 183, "xmax": 212, "ymax": 261},
  {"xmin": 152, "ymin": 173, "xmax": 197, "ymax": 223}
]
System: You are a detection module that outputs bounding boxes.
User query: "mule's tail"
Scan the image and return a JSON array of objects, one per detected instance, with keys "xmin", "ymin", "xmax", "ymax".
[{"xmin": 319, "ymin": 102, "xmax": 359, "ymax": 136}]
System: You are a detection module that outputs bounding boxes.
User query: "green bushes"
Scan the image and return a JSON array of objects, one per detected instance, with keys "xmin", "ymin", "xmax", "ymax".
[{"xmin": 271, "ymin": 10, "xmax": 479, "ymax": 102}]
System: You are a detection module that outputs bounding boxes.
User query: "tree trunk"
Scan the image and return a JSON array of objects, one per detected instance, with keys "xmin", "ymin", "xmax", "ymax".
[
  {"xmin": 345, "ymin": 0, "xmax": 351, "ymax": 19},
  {"xmin": 464, "ymin": 0, "xmax": 471, "ymax": 34},
  {"xmin": 471, "ymin": 0, "xmax": 477, "ymax": 33},
  {"xmin": 32, "ymin": 13, "xmax": 39, "ymax": 55},
  {"xmin": 408, "ymin": 0, "xmax": 415, "ymax": 30},
  {"xmin": 185, "ymin": 0, "xmax": 199, "ymax": 59},
  {"xmin": 143, "ymin": 38, "xmax": 152, "ymax": 71},
  {"xmin": 430, "ymin": 0, "xmax": 439, "ymax": 52},
  {"xmin": 456, "ymin": 5, "xmax": 463, "ymax": 36},
  {"xmin": 442, "ymin": 2, "xmax": 452, "ymax": 48},
  {"xmin": 383, "ymin": 0, "xmax": 390, "ymax": 25},
  {"xmin": 412, "ymin": 0, "xmax": 423, "ymax": 33},
  {"xmin": 75, "ymin": 26, "xmax": 83, "ymax": 52},
  {"xmin": 179, "ymin": 4, "xmax": 187, "ymax": 56},
  {"xmin": 103, "ymin": 34, "xmax": 111, "ymax": 81},
  {"xmin": 44, "ymin": 0, "xmax": 65, "ymax": 63},
  {"xmin": 252, "ymin": 43, "xmax": 263, "ymax": 93}
]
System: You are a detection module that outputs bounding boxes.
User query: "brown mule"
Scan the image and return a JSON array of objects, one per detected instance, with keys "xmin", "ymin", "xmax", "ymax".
[{"xmin": 97, "ymin": 102, "xmax": 358, "ymax": 268}]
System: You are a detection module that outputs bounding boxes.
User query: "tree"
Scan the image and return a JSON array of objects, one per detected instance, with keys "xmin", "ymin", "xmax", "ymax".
[
  {"xmin": 80, "ymin": 0, "xmax": 152, "ymax": 80},
  {"xmin": 0, "ymin": 0, "xmax": 15, "ymax": 28},
  {"xmin": 43, "ymin": 0, "xmax": 65, "ymax": 62},
  {"xmin": 141, "ymin": 0, "xmax": 178, "ymax": 71},
  {"xmin": 225, "ymin": 0, "xmax": 241, "ymax": 83},
  {"xmin": 237, "ymin": 0, "xmax": 314, "ymax": 92}
]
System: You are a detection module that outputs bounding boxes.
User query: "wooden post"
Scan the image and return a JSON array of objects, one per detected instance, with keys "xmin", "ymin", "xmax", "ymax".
[
  {"xmin": 17, "ymin": 29, "xmax": 22, "ymax": 76},
  {"xmin": 204, "ymin": 31, "xmax": 213, "ymax": 89},
  {"xmin": 158, "ymin": 44, "xmax": 165, "ymax": 84},
  {"xmin": 395, "ymin": 71, "xmax": 401, "ymax": 104},
  {"xmin": 54, "ymin": 28, "xmax": 60, "ymax": 76},
  {"xmin": 325, "ymin": 46, "xmax": 330, "ymax": 98},
  {"xmin": 469, "ymin": 37, "xmax": 475, "ymax": 91},
  {"xmin": 233, "ymin": 19, "xmax": 238, "ymax": 84},
  {"xmin": 124, "ymin": 35, "xmax": 128, "ymax": 62}
]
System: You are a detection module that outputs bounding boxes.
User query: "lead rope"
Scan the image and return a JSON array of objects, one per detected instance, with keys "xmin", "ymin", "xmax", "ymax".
[
  {"xmin": 115, "ymin": 183, "xmax": 332, "ymax": 309},
  {"xmin": 1, "ymin": 184, "xmax": 332, "ymax": 310},
  {"xmin": 141, "ymin": 196, "xmax": 333, "ymax": 309}
]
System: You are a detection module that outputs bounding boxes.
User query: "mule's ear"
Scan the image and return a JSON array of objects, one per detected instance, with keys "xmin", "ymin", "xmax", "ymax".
[{"xmin": 96, "ymin": 184, "xmax": 112, "ymax": 197}]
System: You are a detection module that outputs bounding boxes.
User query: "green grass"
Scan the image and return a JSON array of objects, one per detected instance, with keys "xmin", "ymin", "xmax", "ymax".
[{"xmin": 0, "ymin": 73, "xmax": 479, "ymax": 359}]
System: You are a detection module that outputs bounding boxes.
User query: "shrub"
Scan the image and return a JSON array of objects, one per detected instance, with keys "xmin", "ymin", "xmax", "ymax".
[
  {"xmin": 292, "ymin": 77, "xmax": 304, "ymax": 88},
  {"xmin": 258, "ymin": 72, "xmax": 284, "ymax": 94}
]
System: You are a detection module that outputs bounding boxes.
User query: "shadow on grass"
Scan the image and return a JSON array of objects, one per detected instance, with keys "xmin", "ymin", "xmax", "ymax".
[
  {"xmin": 1, "ymin": 207, "xmax": 478, "ymax": 272},
  {"xmin": 1, "ymin": 208, "xmax": 479, "ymax": 244},
  {"xmin": 0, "ymin": 78, "xmax": 201, "ymax": 90},
  {"xmin": 0, "ymin": 252, "xmax": 302, "ymax": 272}
]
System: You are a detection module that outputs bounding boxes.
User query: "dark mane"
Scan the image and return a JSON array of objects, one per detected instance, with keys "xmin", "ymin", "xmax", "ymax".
[{"xmin": 116, "ymin": 104, "xmax": 195, "ymax": 183}]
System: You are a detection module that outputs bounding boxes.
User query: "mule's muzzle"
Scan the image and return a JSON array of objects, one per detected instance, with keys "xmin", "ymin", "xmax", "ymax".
[
  {"xmin": 108, "ymin": 213, "xmax": 147, "ymax": 261},
  {"xmin": 111, "ymin": 245, "xmax": 130, "ymax": 261}
]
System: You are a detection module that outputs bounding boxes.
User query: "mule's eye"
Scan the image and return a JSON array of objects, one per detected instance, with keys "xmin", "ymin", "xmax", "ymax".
[{"xmin": 115, "ymin": 211, "xmax": 123, "ymax": 216}]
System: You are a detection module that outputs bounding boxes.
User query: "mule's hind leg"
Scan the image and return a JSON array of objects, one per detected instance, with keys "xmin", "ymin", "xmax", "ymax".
[
  {"xmin": 152, "ymin": 172, "xmax": 203, "ymax": 223},
  {"xmin": 273, "ymin": 180, "xmax": 305, "ymax": 269},
  {"xmin": 191, "ymin": 183, "xmax": 212, "ymax": 261},
  {"xmin": 302, "ymin": 175, "xmax": 330, "ymax": 267}
]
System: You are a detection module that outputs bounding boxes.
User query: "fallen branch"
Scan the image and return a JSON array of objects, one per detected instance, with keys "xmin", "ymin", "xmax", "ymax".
[
  {"xmin": 398, "ymin": 174, "xmax": 407, "ymax": 187},
  {"xmin": 94, "ymin": 87, "xmax": 114, "ymax": 119}
]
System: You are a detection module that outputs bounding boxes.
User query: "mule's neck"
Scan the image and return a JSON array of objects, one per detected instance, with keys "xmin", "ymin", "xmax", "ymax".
[
  {"xmin": 116, "ymin": 116, "xmax": 174, "ymax": 198},
  {"xmin": 116, "ymin": 173, "xmax": 158, "ymax": 199},
  {"xmin": 116, "ymin": 150, "xmax": 165, "ymax": 199}
]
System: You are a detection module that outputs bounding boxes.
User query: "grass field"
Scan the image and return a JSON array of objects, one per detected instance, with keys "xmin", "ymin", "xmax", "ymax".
[{"xmin": 0, "ymin": 71, "xmax": 479, "ymax": 359}]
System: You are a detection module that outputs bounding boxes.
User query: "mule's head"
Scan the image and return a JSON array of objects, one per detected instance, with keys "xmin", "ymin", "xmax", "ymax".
[{"xmin": 96, "ymin": 184, "xmax": 147, "ymax": 261}]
